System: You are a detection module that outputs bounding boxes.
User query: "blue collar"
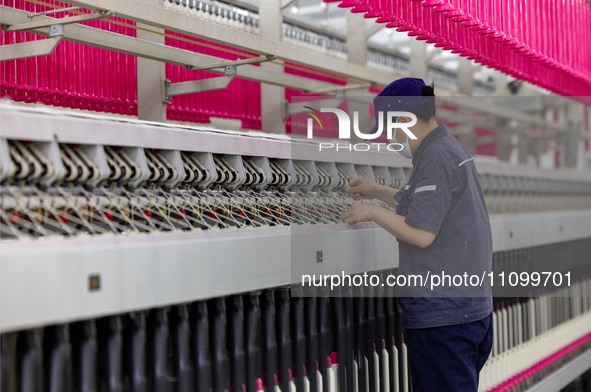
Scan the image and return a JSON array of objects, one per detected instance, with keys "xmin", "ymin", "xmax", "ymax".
[{"xmin": 412, "ymin": 123, "xmax": 449, "ymax": 166}]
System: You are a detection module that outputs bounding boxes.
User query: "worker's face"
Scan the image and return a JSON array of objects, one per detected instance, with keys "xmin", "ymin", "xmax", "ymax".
[{"xmin": 393, "ymin": 116, "xmax": 411, "ymax": 144}]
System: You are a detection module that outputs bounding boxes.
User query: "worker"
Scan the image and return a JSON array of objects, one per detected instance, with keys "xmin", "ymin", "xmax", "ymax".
[{"xmin": 341, "ymin": 78, "xmax": 494, "ymax": 392}]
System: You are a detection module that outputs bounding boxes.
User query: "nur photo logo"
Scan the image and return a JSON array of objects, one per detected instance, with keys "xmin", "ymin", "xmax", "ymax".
[{"xmin": 300, "ymin": 108, "xmax": 418, "ymax": 152}]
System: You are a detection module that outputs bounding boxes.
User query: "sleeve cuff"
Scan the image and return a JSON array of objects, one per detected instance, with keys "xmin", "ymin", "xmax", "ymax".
[{"xmin": 404, "ymin": 216, "xmax": 439, "ymax": 235}]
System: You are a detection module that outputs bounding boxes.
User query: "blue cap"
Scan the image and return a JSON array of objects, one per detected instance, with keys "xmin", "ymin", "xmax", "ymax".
[
  {"xmin": 370, "ymin": 78, "xmax": 433, "ymax": 134},
  {"xmin": 379, "ymin": 77, "xmax": 426, "ymax": 97}
]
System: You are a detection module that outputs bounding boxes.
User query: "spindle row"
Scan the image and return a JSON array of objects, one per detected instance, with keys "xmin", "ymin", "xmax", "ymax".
[
  {"xmin": 3, "ymin": 257, "xmax": 591, "ymax": 392},
  {"xmin": 331, "ymin": 0, "xmax": 591, "ymax": 99}
]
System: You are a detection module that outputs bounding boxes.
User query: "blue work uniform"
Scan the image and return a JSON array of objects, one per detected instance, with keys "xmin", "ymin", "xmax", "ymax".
[{"xmin": 393, "ymin": 123, "xmax": 494, "ymax": 392}]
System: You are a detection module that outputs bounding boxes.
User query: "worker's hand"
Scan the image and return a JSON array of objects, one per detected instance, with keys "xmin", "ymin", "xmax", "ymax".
[
  {"xmin": 341, "ymin": 204, "xmax": 377, "ymax": 224},
  {"xmin": 346, "ymin": 177, "xmax": 380, "ymax": 201}
]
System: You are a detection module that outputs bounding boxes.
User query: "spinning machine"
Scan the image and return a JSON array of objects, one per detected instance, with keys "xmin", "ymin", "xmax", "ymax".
[{"xmin": 1, "ymin": 104, "xmax": 591, "ymax": 392}]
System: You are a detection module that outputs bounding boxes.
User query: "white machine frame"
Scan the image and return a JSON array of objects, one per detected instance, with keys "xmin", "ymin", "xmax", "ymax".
[{"xmin": 2, "ymin": 104, "xmax": 591, "ymax": 334}]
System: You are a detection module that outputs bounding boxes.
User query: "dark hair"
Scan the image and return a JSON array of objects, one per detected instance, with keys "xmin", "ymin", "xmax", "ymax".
[{"xmin": 411, "ymin": 83, "xmax": 436, "ymax": 121}]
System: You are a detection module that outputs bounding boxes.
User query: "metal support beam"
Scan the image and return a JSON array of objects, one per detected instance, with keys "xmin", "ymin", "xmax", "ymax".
[
  {"xmin": 187, "ymin": 55, "xmax": 275, "ymax": 71},
  {"xmin": 165, "ymin": 76, "xmax": 234, "ymax": 98},
  {"xmin": 280, "ymin": 0, "xmax": 297, "ymax": 10},
  {"xmin": 496, "ymin": 121, "xmax": 513, "ymax": 162},
  {"xmin": 6, "ymin": 10, "xmax": 111, "ymax": 31},
  {"xmin": 517, "ymin": 128, "xmax": 532, "ymax": 164},
  {"xmin": 309, "ymin": 83, "xmax": 372, "ymax": 95},
  {"xmin": 0, "ymin": 36, "xmax": 62, "ymax": 61},
  {"xmin": 57, "ymin": 0, "xmax": 402, "ymax": 85},
  {"xmin": 28, "ymin": 6, "xmax": 81, "ymax": 17},
  {"xmin": 346, "ymin": 12, "xmax": 368, "ymax": 66},
  {"xmin": 456, "ymin": 57, "xmax": 475, "ymax": 95},
  {"xmin": 0, "ymin": 6, "xmax": 345, "ymax": 94},
  {"xmin": 259, "ymin": 0, "xmax": 285, "ymax": 133},
  {"xmin": 136, "ymin": 0, "xmax": 166, "ymax": 122},
  {"xmin": 564, "ymin": 103, "xmax": 584, "ymax": 168},
  {"xmin": 366, "ymin": 23, "xmax": 383, "ymax": 38},
  {"xmin": 409, "ymin": 39, "xmax": 428, "ymax": 80},
  {"xmin": 345, "ymin": 13, "xmax": 372, "ymax": 143}
]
